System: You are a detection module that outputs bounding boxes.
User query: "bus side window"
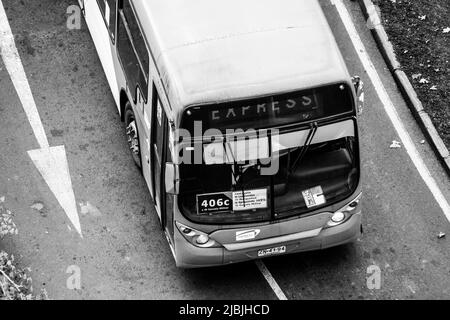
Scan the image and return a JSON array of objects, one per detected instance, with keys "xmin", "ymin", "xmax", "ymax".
[
  {"xmin": 96, "ymin": 0, "xmax": 117, "ymax": 41},
  {"xmin": 117, "ymin": 0, "xmax": 149, "ymax": 102},
  {"xmin": 122, "ymin": 1, "xmax": 149, "ymax": 77}
]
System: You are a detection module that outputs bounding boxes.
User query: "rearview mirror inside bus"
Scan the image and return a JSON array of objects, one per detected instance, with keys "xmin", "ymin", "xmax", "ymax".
[{"xmin": 165, "ymin": 162, "xmax": 179, "ymax": 195}]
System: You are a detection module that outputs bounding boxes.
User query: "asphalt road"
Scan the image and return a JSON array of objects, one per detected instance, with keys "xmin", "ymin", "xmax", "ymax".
[{"xmin": 0, "ymin": 0, "xmax": 449, "ymax": 299}]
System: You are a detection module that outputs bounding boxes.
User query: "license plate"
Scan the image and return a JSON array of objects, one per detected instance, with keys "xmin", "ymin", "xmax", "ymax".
[{"xmin": 257, "ymin": 245, "xmax": 286, "ymax": 257}]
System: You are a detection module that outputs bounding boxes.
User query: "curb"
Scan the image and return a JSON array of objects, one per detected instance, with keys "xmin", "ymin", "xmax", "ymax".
[{"xmin": 357, "ymin": 0, "xmax": 450, "ymax": 176}]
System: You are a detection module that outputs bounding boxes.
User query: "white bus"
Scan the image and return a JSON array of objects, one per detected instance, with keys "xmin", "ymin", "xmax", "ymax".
[{"xmin": 80, "ymin": 0, "xmax": 364, "ymax": 267}]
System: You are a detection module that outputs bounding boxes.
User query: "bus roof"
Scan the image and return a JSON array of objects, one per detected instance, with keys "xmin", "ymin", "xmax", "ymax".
[{"xmin": 133, "ymin": 0, "xmax": 351, "ymax": 116}]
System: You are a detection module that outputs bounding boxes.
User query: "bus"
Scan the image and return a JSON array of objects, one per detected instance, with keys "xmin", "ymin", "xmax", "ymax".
[{"xmin": 80, "ymin": 0, "xmax": 364, "ymax": 267}]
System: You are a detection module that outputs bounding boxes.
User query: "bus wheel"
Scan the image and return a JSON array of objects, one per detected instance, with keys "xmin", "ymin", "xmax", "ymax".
[{"xmin": 124, "ymin": 103, "xmax": 142, "ymax": 169}]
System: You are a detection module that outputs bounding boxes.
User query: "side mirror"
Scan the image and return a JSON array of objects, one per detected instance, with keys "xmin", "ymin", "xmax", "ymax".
[
  {"xmin": 352, "ymin": 76, "xmax": 364, "ymax": 115},
  {"xmin": 165, "ymin": 162, "xmax": 179, "ymax": 195}
]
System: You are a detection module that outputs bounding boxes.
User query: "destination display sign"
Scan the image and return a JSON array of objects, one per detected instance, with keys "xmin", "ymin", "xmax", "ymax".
[
  {"xmin": 208, "ymin": 93, "xmax": 321, "ymax": 126},
  {"xmin": 181, "ymin": 84, "xmax": 354, "ymax": 133}
]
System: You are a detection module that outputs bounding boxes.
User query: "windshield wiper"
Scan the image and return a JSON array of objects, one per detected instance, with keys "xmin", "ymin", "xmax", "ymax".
[
  {"xmin": 223, "ymin": 139, "xmax": 247, "ymax": 208},
  {"xmin": 289, "ymin": 121, "xmax": 318, "ymax": 174}
]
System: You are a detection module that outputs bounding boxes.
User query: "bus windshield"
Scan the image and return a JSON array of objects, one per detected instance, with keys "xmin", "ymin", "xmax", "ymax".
[{"xmin": 177, "ymin": 120, "xmax": 359, "ymax": 224}]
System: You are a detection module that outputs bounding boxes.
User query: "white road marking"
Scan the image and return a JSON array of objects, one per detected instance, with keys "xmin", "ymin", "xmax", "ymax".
[
  {"xmin": 0, "ymin": 1, "xmax": 83, "ymax": 237},
  {"xmin": 0, "ymin": 4, "xmax": 48, "ymax": 149},
  {"xmin": 332, "ymin": 0, "xmax": 450, "ymax": 221},
  {"xmin": 255, "ymin": 260, "xmax": 288, "ymax": 300},
  {"xmin": 28, "ymin": 147, "xmax": 82, "ymax": 237}
]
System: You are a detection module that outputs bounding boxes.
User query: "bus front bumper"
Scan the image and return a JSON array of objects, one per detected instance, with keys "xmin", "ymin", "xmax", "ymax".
[{"xmin": 174, "ymin": 212, "xmax": 362, "ymax": 268}]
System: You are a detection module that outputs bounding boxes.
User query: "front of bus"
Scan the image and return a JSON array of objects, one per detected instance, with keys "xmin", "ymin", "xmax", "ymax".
[{"xmin": 169, "ymin": 81, "xmax": 363, "ymax": 268}]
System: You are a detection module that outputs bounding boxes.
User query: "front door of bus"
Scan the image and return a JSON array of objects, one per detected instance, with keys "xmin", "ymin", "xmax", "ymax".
[
  {"xmin": 151, "ymin": 95, "xmax": 166, "ymax": 224},
  {"xmin": 141, "ymin": 92, "xmax": 153, "ymax": 200}
]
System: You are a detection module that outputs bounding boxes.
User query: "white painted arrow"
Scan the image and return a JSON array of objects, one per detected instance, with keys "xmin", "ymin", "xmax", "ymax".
[{"xmin": 0, "ymin": 1, "xmax": 82, "ymax": 237}]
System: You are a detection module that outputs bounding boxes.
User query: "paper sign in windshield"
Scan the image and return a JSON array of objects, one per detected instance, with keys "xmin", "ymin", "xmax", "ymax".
[
  {"xmin": 196, "ymin": 188, "xmax": 268, "ymax": 214},
  {"xmin": 302, "ymin": 186, "xmax": 326, "ymax": 208},
  {"xmin": 233, "ymin": 189, "xmax": 267, "ymax": 211},
  {"xmin": 197, "ymin": 192, "xmax": 233, "ymax": 214}
]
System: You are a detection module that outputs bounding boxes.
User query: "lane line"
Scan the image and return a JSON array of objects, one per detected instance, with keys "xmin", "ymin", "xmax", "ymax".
[
  {"xmin": 332, "ymin": 0, "xmax": 450, "ymax": 221},
  {"xmin": 255, "ymin": 260, "xmax": 288, "ymax": 300},
  {"xmin": 0, "ymin": 2, "xmax": 49, "ymax": 149}
]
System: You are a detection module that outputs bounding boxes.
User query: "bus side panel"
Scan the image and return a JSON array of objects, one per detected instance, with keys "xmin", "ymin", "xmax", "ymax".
[{"xmin": 83, "ymin": 0, "xmax": 121, "ymax": 109}]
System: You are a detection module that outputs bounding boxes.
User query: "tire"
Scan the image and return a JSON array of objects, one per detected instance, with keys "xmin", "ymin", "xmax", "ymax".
[{"xmin": 124, "ymin": 102, "xmax": 142, "ymax": 170}]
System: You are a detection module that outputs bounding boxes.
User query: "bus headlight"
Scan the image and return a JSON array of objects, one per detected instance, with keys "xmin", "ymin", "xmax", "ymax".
[
  {"xmin": 196, "ymin": 234, "xmax": 209, "ymax": 245},
  {"xmin": 326, "ymin": 193, "xmax": 362, "ymax": 228},
  {"xmin": 176, "ymin": 222, "xmax": 220, "ymax": 248},
  {"xmin": 331, "ymin": 211, "xmax": 345, "ymax": 223}
]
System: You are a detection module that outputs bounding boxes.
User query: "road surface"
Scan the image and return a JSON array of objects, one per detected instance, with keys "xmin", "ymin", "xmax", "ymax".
[{"xmin": 0, "ymin": 0, "xmax": 449, "ymax": 299}]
